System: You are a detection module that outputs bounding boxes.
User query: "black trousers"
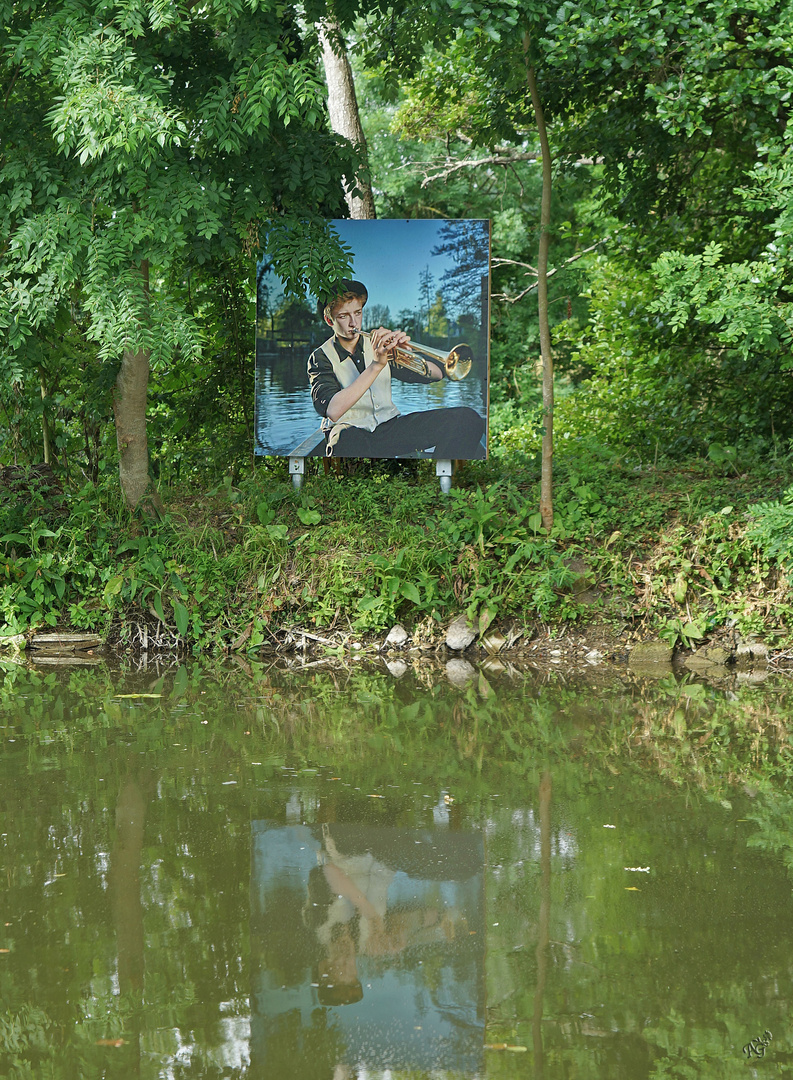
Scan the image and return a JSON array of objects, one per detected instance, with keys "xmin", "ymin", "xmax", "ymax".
[{"xmin": 327, "ymin": 408, "xmax": 486, "ymax": 459}]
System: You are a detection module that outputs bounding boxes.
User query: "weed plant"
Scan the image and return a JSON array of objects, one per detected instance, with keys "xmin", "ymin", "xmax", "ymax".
[{"xmin": 1, "ymin": 449, "xmax": 791, "ymax": 651}]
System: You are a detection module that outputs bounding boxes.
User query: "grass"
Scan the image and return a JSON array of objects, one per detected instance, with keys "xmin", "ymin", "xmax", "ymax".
[{"xmin": 0, "ymin": 449, "xmax": 791, "ymax": 656}]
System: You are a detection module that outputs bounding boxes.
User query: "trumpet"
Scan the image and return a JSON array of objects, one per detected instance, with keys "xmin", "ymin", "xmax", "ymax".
[{"xmin": 360, "ymin": 330, "xmax": 473, "ymax": 381}]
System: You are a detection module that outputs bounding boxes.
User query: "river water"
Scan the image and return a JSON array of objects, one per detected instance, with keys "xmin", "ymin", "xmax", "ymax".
[{"xmin": 2, "ymin": 656, "xmax": 793, "ymax": 1079}]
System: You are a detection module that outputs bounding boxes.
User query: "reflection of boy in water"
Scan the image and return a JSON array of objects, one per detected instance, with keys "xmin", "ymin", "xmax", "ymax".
[
  {"xmin": 305, "ymin": 868, "xmax": 364, "ymax": 1006},
  {"xmin": 304, "ymin": 827, "xmax": 464, "ymax": 1007}
]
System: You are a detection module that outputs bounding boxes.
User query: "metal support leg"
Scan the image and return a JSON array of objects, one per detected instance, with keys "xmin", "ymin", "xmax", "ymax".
[
  {"xmin": 289, "ymin": 457, "xmax": 304, "ymax": 490},
  {"xmin": 436, "ymin": 459, "xmax": 453, "ymax": 494}
]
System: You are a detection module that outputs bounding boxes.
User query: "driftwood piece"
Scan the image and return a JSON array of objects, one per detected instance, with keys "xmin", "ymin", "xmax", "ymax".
[{"xmin": 30, "ymin": 632, "xmax": 104, "ymax": 651}]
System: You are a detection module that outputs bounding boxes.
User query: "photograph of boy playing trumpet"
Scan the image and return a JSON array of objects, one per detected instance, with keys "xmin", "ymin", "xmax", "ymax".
[{"xmin": 308, "ymin": 278, "xmax": 486, "ymax": 459}]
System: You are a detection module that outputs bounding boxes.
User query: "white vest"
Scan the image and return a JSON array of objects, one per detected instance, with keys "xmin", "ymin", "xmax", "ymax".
[{"xmin": 320, "ymin": 336, "xmax": 400, "ymax": 433}]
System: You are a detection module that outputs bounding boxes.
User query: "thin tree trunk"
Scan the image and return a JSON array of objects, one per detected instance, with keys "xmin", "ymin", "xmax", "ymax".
[
  {"xmin": 319, "ymin": 21, "xmax": 376, "ymax": 220},
  {"xmin": 524, "ymin": 35, "xmax": 553, "ymax": 531},
  {"xmin": 39, "ymin": 371, "xmax": 51, "ymax": 465},
  {"xmin": 112, "ymin": 261, "xmax": 161, "ymax": 512}
]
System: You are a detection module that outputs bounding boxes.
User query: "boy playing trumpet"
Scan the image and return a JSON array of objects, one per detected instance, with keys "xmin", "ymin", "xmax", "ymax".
[{"xmin": 307, "ymin": 279, "xmax": 485, "ymax": 458}]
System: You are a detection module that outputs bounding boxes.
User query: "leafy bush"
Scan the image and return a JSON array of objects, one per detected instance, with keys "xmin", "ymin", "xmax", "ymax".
[
  {"xmin": 747, "ymin": 485, "xmax": 793, "ymax": 569},
  {"xmin": 496, "ymin": 258, "xmax": 793, "ymax": 464}
]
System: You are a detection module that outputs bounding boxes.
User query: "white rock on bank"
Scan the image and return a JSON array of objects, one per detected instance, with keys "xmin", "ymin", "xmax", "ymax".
[
  {"xmin": 446, "ymin": 615, "xmax": 477, "ymax": 651},
  {"xmin": 385, "ymin": 624, "xmax": 409, "ymax": 647}
]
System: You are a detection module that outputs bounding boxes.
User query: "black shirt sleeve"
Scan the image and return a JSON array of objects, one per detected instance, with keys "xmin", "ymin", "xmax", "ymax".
[
  {"xmin": 307, "ymin": 346, "xmax": 342, "ymax": 419},
  {"xmin": 307, "ymin": 339, "xmax": 439, "ymax": 419},
  {"xmin": 390, "ymin": 363, "xmax": 438, "ymax": 385}
]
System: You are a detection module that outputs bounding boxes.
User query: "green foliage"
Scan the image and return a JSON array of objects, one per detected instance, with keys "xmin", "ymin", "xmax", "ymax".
[
  {"xmin": 652, "ymin": 243, "xmax": 791, "ymax": 360},
  {"xmin": 2, "ymin": 0, "xmax": 793, "ymax": 506},
  {"xmin": 0, "ymin": 0, "xmax": 358, "ymax": 479},
  {"xmin": 499, "ymin": 258, "xmax": 793, "ymax": 461},
  {"xmin": 360, "ymin": 0, "xmax": 793, "ymax": 482},
  {"xmin": 658, "ymin": 616, "xmax": 706, "ymax": 651},
  {"xmin": 747, "ymin": 485, "xmax": 793, "ymax": 568},
  {"xmin": 1, "ymin": 453, "xmax": 788, "ymax": 649}
]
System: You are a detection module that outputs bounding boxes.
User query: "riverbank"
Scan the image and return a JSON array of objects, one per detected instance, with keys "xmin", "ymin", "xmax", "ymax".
[{"xmin": 1, "ymin": 451, "xmax": 792, "ymax": 662}]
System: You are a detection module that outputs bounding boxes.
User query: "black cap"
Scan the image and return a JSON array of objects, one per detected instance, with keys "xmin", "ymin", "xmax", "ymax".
[{"xmin": 317, "ymin": 279, "xmax": 368, "ymax": 319}]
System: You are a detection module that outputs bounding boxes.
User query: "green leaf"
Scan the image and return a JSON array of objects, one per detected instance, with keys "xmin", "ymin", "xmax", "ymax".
[
  {"xmin": 297, "ymin": 507, "xmax": 321, "ymax": 526},
  {"xmin": 256, "ymin": 500, "xmax": 275, "ymax": 525},
  {"xmin": 152, "ymin": 592, "xmax": 166, "ymax": 623},
  {"xmin": 173, "ymin": 601, "xmax": 189, "ymax": 637},
  {"xmin": 103, "ymin": 575, "xmax": 124, "ymax": 600},
  {"xmin": 478, "ymin": 603, "xmax": 495, "ymax": 636},
  {"xmin": 400, "ymin": 581, "xmax": 421, "ymax": 604},
  {"xmin": 172, "ymin": 665, "xmax": 189, "ymax": 698}
]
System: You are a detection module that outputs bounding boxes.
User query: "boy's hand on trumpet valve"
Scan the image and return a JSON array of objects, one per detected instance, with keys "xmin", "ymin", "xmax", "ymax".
[{"xmin": 369, "ymin": 326, "xmax": 410, "ymax": 365}]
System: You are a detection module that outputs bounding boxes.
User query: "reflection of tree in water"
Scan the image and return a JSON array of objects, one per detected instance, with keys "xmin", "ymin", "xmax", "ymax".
[
  {"xmin": 252, "ymin": 883, "xmax": 315, "ymax": 987},
  {"xmin": 255, "ymin": 1008, "xmax": 348, "ymax": 1080}
]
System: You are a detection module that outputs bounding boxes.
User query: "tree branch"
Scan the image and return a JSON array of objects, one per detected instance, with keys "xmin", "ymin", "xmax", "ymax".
[
  {"xmin": 3, "ymin": 63, "xmax": 22, "ymax": 110},
  {"xmin": 410, "ymin": 150, "xmax": 603, "ymax": 189},
  {"xmin": 492, "ymin": 238, "xmax": 610, "ymax": 303},
  {"xmin": 416, "ymin": 150, "xmax": 540, "ymax": 188}
]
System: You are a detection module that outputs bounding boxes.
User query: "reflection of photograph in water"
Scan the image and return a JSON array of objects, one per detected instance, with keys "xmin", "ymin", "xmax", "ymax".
[
  {"xmin": 304, "ymin": 834, "xmax": 471, "ymax": 1008},
  {"xmin": 250, "ymin": 822, "xmax": 484, "ymax": 1077},
  {"xmin": 254, "ymin": 219, "xmax": 490, "ymax": 459},
  {"xmin": 305, "ymin": 865, "xmax": 365, "ymax": 1006}
]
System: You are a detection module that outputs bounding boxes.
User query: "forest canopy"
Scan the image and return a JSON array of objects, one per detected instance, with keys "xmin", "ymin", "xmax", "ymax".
[{"xmin": 2, "ymin": 0, "xmax": 793, "ymax": 497}]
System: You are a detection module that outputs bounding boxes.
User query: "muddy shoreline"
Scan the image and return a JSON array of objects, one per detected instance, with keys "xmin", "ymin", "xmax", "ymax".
[{"xmin": 8, "ymin": 621, "xmax": 793, "ymax": 685}]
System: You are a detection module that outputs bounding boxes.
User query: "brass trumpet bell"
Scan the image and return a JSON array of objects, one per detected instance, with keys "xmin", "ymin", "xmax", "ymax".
[
  {"xmin": 411, "ymin": 341, "xmax": 474, "ymax": 382},
  {"xmin": 361, "ymin": 332, "xmax": 473, "ymax": 381}
]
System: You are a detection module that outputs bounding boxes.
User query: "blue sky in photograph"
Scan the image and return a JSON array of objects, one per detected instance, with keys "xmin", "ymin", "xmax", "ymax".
[
  {"xmin": 259, "ymin": 218, "xmax": 489, "ymax": 326},
  {"xmin": 330, "ymin": 219, "xmax": 458, "ymax": 317}
]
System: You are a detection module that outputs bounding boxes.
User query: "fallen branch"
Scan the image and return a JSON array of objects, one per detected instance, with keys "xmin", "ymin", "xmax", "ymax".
[{"xmin": 284, "ymin": 627, "xmax": 337, "ymax": 648}]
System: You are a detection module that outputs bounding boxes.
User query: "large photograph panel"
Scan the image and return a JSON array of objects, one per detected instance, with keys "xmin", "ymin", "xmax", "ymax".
[{"xmin": 255, "ymin": 219, "xmax": 490, "ymax": 460}]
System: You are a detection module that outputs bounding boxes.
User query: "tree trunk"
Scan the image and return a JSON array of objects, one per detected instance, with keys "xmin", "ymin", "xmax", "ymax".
[
  {"xmin": 112, "ymin": 261, "xmax": 162, "ymax": 512},
  {"xmin": 319, "ymin": 21, "xmax": 376, "ymax": 220},
  {"xmin": 524, "ymin": 35, "xmax": 553, "ymax": 531},
  {"xmin": 39, "ymin": 371, "xmax": 51, "ymax": 465},
  {"xmin": 109, "ymin": 773, "xmax": 148, "ymax": 1075}
]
